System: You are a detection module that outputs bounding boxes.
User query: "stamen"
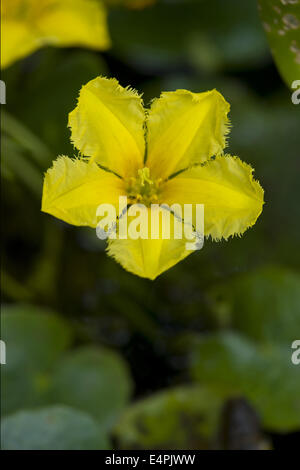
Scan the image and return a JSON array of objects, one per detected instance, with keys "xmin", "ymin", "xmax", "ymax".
[{"xmin": 125, "ymin": 167, "xmax": 161, "ymax": 206}]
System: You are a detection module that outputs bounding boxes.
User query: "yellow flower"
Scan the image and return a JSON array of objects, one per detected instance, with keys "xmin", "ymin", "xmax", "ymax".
[
  {"xmin": 1, "ymin": 0, "xmax": 110, "ymax": 69},
  {"xmin": 42, "ymin": 76, "xmax": 264, "ymax": 280}
]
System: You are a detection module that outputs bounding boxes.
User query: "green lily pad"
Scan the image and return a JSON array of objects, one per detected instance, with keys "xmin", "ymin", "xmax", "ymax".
[
  {"xmin": 190, "ymin": 332, "xmax": 300, "ymax": 431},
  {"xmin": 1, "ymin": 406, "xmax": 110, "ymax": 450},
  {"xmin": 1, "ymin": 304, "xmax": 73, "ymax": 416},
  {"xmin": 50, "ymin": 346, "xmax": 133, "ymax": 430}
]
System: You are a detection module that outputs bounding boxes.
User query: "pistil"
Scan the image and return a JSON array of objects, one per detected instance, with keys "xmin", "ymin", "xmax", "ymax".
[{"xmin": 126, "ymin": 167, "xmax": 162, "ymax": 206}]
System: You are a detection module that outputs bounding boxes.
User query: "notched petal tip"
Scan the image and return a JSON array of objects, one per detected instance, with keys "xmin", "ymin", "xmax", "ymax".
[
  {"xmin": 106, "ymin": 207, "xmax": 194, "ymax": 280},
  {"xmin": 68, "ymin": 75, "xmax": 146, "ymax": 177},
  {"xmin": 162, "ymin": 154, "xmax": 264, "ymax": 243},
  {"xmin": 41, "ymin": 154, "xmax": 126, "ymax": 227},
  {"xmin": 41, "ymin": 155, "xmax": 68, "ymax": 212},
  {"xmin": 146, "ymin": 88, "xmax": 232, "ymax": 179},
  {"xmin": 207, "ymin": 155, "xmax": 265, "ymax": 241}
]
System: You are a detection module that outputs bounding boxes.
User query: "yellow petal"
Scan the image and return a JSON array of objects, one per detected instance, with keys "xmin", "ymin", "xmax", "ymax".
[
  {"xmin": 107, "ymin": 206, "xmax": 194, "ymax": 280},
  {"xmin": 68, "ymin": 77, "xmax": 146, "ymax": 178},
  {"xmin": 38, "ymin": 0, "xmax": 110, "ymax": 50},
  {"xmin": 1, "ymin": 0, "xmax": 110, "ymax": 69},
  {"xmin": 42, "ymin": 156, "xmax": 126, "ymax": 227},
  {"xmin": 146, "ymin": 89, "xmax": 230, "ymax": 179},
  {"xmin": 1, "ymin": 20, "xmax": 41, "ymax": 69},
  {"xmin": 161, "ymin": 155, "xmax": 264, "ymax": 240}
]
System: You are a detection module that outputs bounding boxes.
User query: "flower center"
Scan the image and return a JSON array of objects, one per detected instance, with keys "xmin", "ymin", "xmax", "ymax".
[{"xmin": 125, "ymin": 167, "xmax": 162, "ymax": 207}]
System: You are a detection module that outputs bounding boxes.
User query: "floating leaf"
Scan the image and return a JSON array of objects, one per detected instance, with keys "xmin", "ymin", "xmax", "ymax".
[
  {"xmin": 1, "ymin": 406, "xmax": 110, "ymax": 450},
  {"xmin": 1, "ymin": 305, "xmax": 73, "ymax": 416},
  {"xmin": 50, "ymin": 346, "xmax": 132, "ymax": 430},
  {"xmin": 190, "ymin": 332, "xmax": 300, "ymax": 431}
]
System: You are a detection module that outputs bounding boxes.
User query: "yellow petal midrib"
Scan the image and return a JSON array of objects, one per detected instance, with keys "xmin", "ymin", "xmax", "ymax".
[
  {"xmin": 45, "ymin": 176, "xmax": 102, "ymax": 205},
  {"xmin": 84, "ymin": 87, "xmax": 144, "ymax": 165},
  {"xmin": 165, "ymin": 175, "xmax": 263, "ymax": 206},
  {"xmin": 147, "ymin": 99, "xmax": 207, "ymax": 166}
]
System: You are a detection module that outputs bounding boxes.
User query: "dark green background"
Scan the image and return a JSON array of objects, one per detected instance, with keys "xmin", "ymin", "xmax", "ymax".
[{"xmin": 1, "ymin": 0, "xmax": 300, "ymax": 450}]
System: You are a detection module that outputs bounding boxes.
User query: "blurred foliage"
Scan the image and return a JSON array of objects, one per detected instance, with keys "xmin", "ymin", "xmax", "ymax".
[
  {"xmin": 190, "ymin": 332, "xmax": 300, "ymax": 432},
  {"xmin": 1, "ymin": 305, "xmax": 132, "ymax": 449},
  {"xmin": 1, "ymin": 305, "xmax": 72, "ymax": 416},
  {"xmin": 216, "ymin": 398, "xmax": 271, "ymax": 450},
  {"xmin": 50, "ymin": 346, "xmax": 132, "ymax": 429},
  {"xmin": 2, "ymin": 50, "xmax": 107, "ymax": 159},
  {"xmin": 1, "ymin": 0, "xmax": 300, "ymax": 450},
  {"xmin": 108, "ymin": 0, "xmax": 268, "ymax": 72},
  {"xmin": 208, "ymin": 266, "xmax": 300, "ymax": 344},
  {"xmin": 104, "ymin": 0, "xmax": 157, "ymax": 9},
  {"xmin": 258, "ymin": 0, "xmax": 300, "ymax": 88},
  {"xmin": 1, "ymin": 110, "xmax": 52, "ymax": 196},
  {"xmin": 1, "ymin": 406, "xmax": 110, "ymax": 450},
  {"xmin": 114, "ymin": 385, "xmax": 225, "ymax": 450},
  {"xmin": 189, "ymin": 266, "xmax": 300, "ymax": 432}
]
